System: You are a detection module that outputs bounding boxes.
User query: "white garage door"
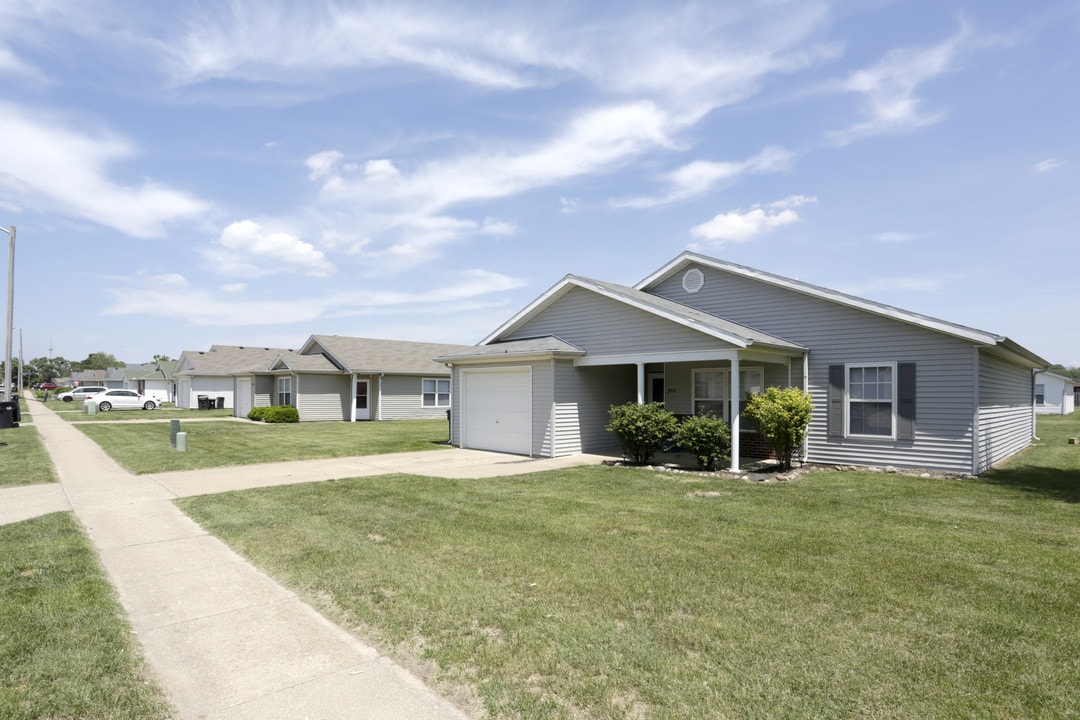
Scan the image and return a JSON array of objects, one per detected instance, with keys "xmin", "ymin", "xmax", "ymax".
[{"xmin": 463, "ymin": 369, "xmax": 532, "ymax": 455}]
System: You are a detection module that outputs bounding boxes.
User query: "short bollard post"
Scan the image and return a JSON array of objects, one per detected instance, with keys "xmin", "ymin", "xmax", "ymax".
[
  {"xmin": 176, "ymin": 431, "xmax": 188, "ymax": 452},
  {"xmin": 170, "ymin": 419, "xmax": 180, "ymax": 448}
]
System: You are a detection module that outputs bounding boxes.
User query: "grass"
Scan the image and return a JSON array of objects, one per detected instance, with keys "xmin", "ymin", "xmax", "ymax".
[
  {"xmin": 77, "ymin": 418, "xmax": 451, "ymax": 473},
  {"xmin": 179, "ymin": 414, "xmax": 1080, "ymax": 719},
  {"xmin": 0, "ymin": 513, "xmax": 174, "ymax": 719},
  {"xmin": 0, "ymin": 423, "xmax": 58, "ymax": 487}
]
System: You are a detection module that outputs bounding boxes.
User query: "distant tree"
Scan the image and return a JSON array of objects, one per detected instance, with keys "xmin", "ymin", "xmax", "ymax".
[
  {"xmin": 152, "ymin": 354, "xmax": 174, "ymax": 363},
  {"xmin": 1046, "ymin": 364, "xmax": 1080, "ymax": 381},
  {"xmin": 73, "ymin": 352, "xmax": 122, "ymax": 371},
  {"xmin": 24, "ymin": 356, "xmax": 72, "ymax": 384}
]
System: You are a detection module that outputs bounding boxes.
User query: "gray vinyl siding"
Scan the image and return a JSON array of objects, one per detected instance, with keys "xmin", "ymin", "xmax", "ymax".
[
  {"xmin": 549, "ymin": 361, "xmax": 635, "ymax": 456},
  {"xmin": 977, "ymin": 351, "xmax": 1034, "ymax": 472},
  {"xmin": 296, "ymin": 373, "xmax": 350, "ymax": 421},
  {"xmin": 533, "ymin": 362, "xmax": 554, "ymax": 456},
  {"xmin": 650, "ymin": 265, "xmax": 978, "ymax": 472},
  {"xmin": 380, "ymin": 374, "xmax": 452, "ymax": 420},
  {"xmin": 254, "ymin": 375, "xmax": 274, "ymax": 408},
  {"xmin": 176, "ymin": 378, "xmax": 192, "ymax": 409},
  {"xmin": 508, "ymin": 286, "xmax": 725, "ymax": 355}
]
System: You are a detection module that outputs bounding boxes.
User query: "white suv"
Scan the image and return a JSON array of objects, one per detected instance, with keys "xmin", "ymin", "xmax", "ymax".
[{"xmin": 57, "ymin": 386, "xmax": 108, "ymax": 402}]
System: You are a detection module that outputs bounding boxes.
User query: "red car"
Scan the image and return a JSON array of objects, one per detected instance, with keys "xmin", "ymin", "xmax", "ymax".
[{"xmin": 38, "ymin": 381, "xmax": 58, "ymax": 390}]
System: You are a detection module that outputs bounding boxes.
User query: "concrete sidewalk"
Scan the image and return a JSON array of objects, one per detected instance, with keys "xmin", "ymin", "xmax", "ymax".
[{"xmin": 11, "ymin": 398, "xmax": 608, "ymax": 719}]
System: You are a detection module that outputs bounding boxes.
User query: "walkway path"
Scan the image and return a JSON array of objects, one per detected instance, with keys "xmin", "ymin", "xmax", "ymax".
[{"xmin": 6, "ymin": 398, "xmax": 608, "ymax": 719}]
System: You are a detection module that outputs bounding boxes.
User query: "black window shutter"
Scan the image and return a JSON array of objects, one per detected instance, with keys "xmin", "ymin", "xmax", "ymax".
[
  {"xmin": 828, "ymin": 364, "xmax": 845, "ymax": 439},
  {"xmin": 897, "ymin": 362, "xmax": 916, "ymax": 441}
]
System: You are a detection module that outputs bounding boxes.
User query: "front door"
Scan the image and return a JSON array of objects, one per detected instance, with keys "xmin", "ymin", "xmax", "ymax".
[
  {"xmin": 647, "ymin": 372, "xmax": 665, "ymax": 405},
  {"xmin": 355, "ymin": 380, "xmax": 370, "ymax": 420}
]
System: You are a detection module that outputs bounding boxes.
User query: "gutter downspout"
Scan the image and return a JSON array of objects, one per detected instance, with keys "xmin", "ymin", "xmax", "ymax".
[
  {"xmin": 972, "ymin": 347, "xmax": 980, "ymax": 476},
  {"xmin": 377, "ymin": 373, "xmax": 384, "ymax": 421}
]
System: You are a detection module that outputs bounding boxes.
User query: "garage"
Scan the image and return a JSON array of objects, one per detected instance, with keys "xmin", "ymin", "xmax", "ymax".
[{"xmin": 462, "ymin": 368, "xmax": 532, "ymax": 455}]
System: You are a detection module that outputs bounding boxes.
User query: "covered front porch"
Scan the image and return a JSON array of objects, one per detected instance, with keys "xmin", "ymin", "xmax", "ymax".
[{"xmin": 576, "ymin": 347, "xmax": 808, "ymax": 470}]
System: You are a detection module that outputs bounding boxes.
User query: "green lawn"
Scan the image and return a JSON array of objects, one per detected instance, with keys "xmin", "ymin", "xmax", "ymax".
[
  {"xmin": 77, "ymin": 418, "xmax": 451, "ymax": 473},
  {"xmin": 0, "ymin": 424, "xmax": 57, "ymax": 487},
  {"xmin": 0, "ymin": 513, "xmax": 174, "ymax": 719},
  {"xmin": 179, "ymin": 414, "xmax": 1080, "ymax": 719}
]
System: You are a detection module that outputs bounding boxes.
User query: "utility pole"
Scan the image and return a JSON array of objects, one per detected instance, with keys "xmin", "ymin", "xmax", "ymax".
[{"xmin": 1, "ymin": 226, "xmax": 13, "ymax": 403}]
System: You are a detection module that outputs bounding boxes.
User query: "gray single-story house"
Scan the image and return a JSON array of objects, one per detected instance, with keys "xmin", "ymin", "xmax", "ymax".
[
  {"xmin": 175, "ymin": 336, "xmax": 470, "ymax": 421},
  {"xmin": 436, "ymin": 252, "xmax": 1048, "ymax": 475},
  {"xmin": 249, "ymin": 335, "xmax": 471, "ymax": 422},
  {"xmin": 173, "ymin": 345, "xmax": 294, "ymax": 409}
]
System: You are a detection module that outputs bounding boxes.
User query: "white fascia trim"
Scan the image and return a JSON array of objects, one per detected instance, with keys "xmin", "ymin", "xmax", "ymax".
[
  {"xmin": 480, "ymin": 274, "xmax": 753, "ymax": 348},
  {"xmin": 637, "ymin": 252, "xmax": 1002, "ymax": 346},
  {"xmin": 443, "ymin": 351, "xmax": 584, "ymax": 366},
  {"xmin": 480, "ymin": 275, "xmax": 577, "ymax": 345},
  {"xmin": 575, "ymin": 349, "xmax": 741, "ymax": 366},
  {"xmin": 569, "ymin": 276, "xmax": 752, "ymax": 348}
]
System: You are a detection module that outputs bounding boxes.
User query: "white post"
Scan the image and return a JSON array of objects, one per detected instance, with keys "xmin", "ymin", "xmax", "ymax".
[
  {"xmin": 176, "ymin": 431, "xmax": 188, "ymax": 452},
  {"xmin": 730, "ymin": 356, "xmax": 740, "ymax": 471},
  {"xmin": 636, "ymin": 363, "xmax": 645, "ymax": 404},
  {"xmin": 2, "ymin": 226, "xmax": 13, "ymax": 404}
]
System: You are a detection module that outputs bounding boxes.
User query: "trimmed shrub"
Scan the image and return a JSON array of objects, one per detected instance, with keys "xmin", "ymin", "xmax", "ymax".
[
  {"xmin": 675, "ymin": 413, "xmax": 731, "ymax": 471},
  {"xmin": 744, "ymin": 387, "xmax": 813, "ymax": 471},
  {"xmin": 247, "ymin": 406, "xmax": 299, "ymax": 423},
  {"xmin": 606, "ymin": 402, "xmax": 678, "ymax": 465}
]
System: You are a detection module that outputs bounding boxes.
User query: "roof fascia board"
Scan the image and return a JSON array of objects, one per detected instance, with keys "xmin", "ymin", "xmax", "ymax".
[
  {"xmin": 637, "ymin": 252, "xmax": 1001, "ymax": 346},
  {"xmin": 483, "ymin": 275, "xmax": 754, "ymax": 349}
]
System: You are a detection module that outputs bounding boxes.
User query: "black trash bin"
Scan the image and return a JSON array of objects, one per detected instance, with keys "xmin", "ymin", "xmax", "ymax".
[
  {"xmin": 217, "ymin": 397, "xmax": 226, "ymax": 410},
  {"xmin": 0, "ymin": 400, "xmax": 17, "ymax": 429},
  {"xmin": 197, "ymin": 395, "xmax": 209, "ymax": 410}
]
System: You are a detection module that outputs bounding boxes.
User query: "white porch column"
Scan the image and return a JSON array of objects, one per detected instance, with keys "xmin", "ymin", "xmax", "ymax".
[
  {"xmin": 636, "ymin": 363, "xmax": 646, "ymax": 404},
  {"xmin": 730, "ymin": 356, "xmax": 740, "ymax": 471}
]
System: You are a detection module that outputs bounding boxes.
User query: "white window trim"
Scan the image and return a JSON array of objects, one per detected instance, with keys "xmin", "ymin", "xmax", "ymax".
[
  {"xmin": 844, "ymin": 362, "xmax": 897, "ymax": 440},
  {"xmin": 277, "ymin": 376, "xmax": 292, "ymax": 407},
  {"xmin": 421, "ymin": 377, "xmax": 451, "ymax": 408}
]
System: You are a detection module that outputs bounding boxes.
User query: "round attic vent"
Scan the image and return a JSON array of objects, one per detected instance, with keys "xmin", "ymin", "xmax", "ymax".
[{"xmin": 682, "ymin": 268, "xmax": 704, "ymax": 294}]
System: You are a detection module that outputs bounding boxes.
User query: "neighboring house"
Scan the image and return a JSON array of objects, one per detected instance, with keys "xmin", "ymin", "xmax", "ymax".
[
  {"xmin": 173, "ymin": 346, "xmax": 295, "ymax": 410},
  {"xmin": 437, "ymin": 252, "xmax": 1048, "ymax": 475},
  {"xmin": 71, "ymin": 369, "xmax": 117, "ymax": 388},
  {"xmin": 248, "ymin": 335, "xmax": 471, "ymax": 422},
  {"xmin": 1034, "ymin": 371, "xmax": 1078, "ymax": 415},
  {"xmin": 122, "ymin": 360, "xmax": 178, "ymax": 403},
  {"xmin": 175, "ymin": 336, "xmax": 469, "ymax": 421}
]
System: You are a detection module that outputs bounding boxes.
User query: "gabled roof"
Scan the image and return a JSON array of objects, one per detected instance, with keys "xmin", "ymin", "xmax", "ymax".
[
  {"xmin": 173, "ymin": 345, "xmax": 297, "ymax": 376},
  {"xmin": 435, "ymin": 336, "xmax": 586, "ymax": 363},
  {"xmin": 1036, "ymin": 370, "xmax": 1080, "ymax": 386},
  {"xmin": 638, "ymin": 251, "xmax": 1048, "ymax": 366},
  {"xmin": 269, "ymin": 352, "xmax": 341, "ymax": 373},
  {"xmin": 302, "ymin": 335, "xmax": 472, "ymax": 375},
  {"xmin": 479, "ymin": 274, "xmax": 805, "ymax": 352}
]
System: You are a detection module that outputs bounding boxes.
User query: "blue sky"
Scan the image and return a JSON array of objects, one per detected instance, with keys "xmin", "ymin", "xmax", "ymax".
[{"xmin": 1, "ymin": 1, "xmax": 1078, "ymax": 367}]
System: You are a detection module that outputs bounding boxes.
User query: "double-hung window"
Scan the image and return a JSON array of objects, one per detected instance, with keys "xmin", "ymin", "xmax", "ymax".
[
  {"xmin": 693, "ymin": 370, "xmax": 726, "ymax": 417},
  {"xmin": 1035, "ymin": 383, "xmax": 1045, "ymax": 405},
  {"xmin": 277, "ymin": 376, "xmax": 292, "ymax": 407},
  {"xmin": 847, "ymin": 364, "xmax": 894, "ymax": 437},
  {"xmin": 422, "ymin": 378, "xmax": 450, "ymax": 408}
]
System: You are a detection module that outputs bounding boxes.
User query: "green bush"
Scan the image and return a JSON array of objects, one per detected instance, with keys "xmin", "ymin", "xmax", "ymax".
[
  {"xmin": 606, "ymin": 402, "xmax": 678, "ymax": 465},
  {"xmin": 247, "ymin": 406, "xmax": 299, "ymax": 423},
  {"xmin": 675, "ymin": 413, "xmax": 731, "ymax": 470},
  {"xmin": 744, "ymin": 387, "xmax": 813, "ymax": 471}
]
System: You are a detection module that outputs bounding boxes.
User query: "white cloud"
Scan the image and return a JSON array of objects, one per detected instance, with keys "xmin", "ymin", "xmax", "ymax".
[
  {"xmin": 1032, "ymin": 157, "xmax": 1064, "ymax": 173},
  {"xmin": 103, "ymin": 267, "xmax": 525, "ymax": 327},
  {"xmin": 221, "ymin": 282, "xmax": 248, "ymax": 292},
  {"xmin": 306, "ymin": 150, "xmax": 343, "ymax": 180},
  {"xmin": 876, "ymin": 231, "xmax": 916, "ymax": 243},
  {"xmin": 828, "ymin": 27, "xmax": 969, "ymax": 145},
  {"xmin": 204, "ymin": 219, "xmax": 335, "ymax": 278},
  {"xmin": 615, "ymin": 146, "xmax": 795, "ymax": 209},
  {"xmin": 690, "ymin": 195, "xmax": 815, "ymax": 244},
  {"xmin": 0, "ymin": 102, "xmax": 211, "ymax": 238}
]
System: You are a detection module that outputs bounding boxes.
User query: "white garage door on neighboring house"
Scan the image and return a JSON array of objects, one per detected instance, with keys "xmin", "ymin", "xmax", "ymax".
[{"xmin": 463, "ymin": 368, "xmax": 532, "ymax": 455}]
